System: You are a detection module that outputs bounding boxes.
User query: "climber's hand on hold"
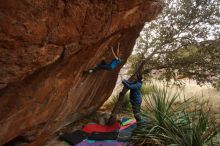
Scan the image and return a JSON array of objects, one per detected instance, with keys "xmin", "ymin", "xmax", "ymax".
[
  {"xmin": 111, "ymin": 46, "xmax": 119, "ymax": 60},
  {"xmin": 117, "ymin": 42, "xmax": 120, "ymax": 57}
]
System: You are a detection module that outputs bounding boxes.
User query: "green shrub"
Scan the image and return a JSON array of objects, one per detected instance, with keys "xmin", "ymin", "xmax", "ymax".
[{"xmin": 131, "ymin": 85, "xmax": 219, "ymax": 146}]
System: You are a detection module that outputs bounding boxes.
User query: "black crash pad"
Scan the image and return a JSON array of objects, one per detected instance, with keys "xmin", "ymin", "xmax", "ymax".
[
  {"xmin": 88, "ymin": 131, "xmax": 118, "ymax": 140},
  {"xmin": 60, "ymin": 130, "xmax": 89, "ymax": 145}
]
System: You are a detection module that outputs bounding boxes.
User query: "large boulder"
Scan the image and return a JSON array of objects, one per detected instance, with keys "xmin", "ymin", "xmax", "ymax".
[{"xmin": 0, "ymin": 0, "xmax": 164, "ymax": 145}]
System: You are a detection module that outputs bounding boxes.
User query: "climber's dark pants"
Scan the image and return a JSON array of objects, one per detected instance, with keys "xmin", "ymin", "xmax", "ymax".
[
  {"xmin": 131, "ymin": 104, "xmax": 142, "ymax": 123},
  {"xmin": 92, "ymin": 60, "xmax": 112, "ymax": 72}
]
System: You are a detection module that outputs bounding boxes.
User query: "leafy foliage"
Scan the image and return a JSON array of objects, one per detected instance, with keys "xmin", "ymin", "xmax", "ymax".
[{"xmin": 130, "ymin": 0, "xmax": 220, "ymax": 85}]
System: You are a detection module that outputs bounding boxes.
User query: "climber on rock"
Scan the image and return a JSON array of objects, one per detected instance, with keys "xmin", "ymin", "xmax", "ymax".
[
  {"xmin": 122, "ymin": 74, "xmax": 143, "ymax": 123},
  {"xmin": 83, "ymin": 43, "xmax": 122, "ymax": 74}
]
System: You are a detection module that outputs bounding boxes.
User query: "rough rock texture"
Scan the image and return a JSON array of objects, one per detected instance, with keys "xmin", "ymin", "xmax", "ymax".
[{"xmin": 0, "ymin": 0, "xmax": 164, "ymax": 145}]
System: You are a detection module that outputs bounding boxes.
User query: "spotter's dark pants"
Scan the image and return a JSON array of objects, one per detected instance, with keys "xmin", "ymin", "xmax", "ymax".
[{"xmin": 131, "ymin": 104, "xmax": 142, "ymax": 123}]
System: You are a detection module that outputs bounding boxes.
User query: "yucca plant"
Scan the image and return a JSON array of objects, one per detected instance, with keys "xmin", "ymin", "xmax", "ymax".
[
  {"xmin": 141, "ymin": 84, "xmax": 155, "ymax": 95},
  {"xmin": 131, "ymin": 85, "xmax": 219, "ymax": 146}
]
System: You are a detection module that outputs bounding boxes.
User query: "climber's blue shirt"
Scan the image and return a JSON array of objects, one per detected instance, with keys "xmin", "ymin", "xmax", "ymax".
[
  {"xmin": 110, "ymin": 58, "xmax": 122, "ymax": 69},
  {"xmin": 122, "ymin": 80, "xmax": 142, "ymax": 105}
]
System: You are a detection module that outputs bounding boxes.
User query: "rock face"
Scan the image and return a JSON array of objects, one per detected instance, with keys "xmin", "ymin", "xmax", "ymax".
[{"xmin": 0, "ymin": 0, "xmax": 164, "ymax": 145}]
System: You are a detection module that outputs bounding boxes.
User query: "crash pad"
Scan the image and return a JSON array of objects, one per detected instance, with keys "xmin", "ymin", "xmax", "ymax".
[
  {"xmin": 76, "ymin": 140, "xmax": 131, "ymax": 146},
  {"xmin": 120, "ymin": 120, "xmax": 136, "ymax": 131},
  {"xmin": 60, "ymin": 130, "xmax": 89, "ymax": 145},
  {"xmin": 82, "ymin": 122, "xmax": 120, "ymax": 133},
  {"xmin": 88, "ymin": 131, "xmax": 118, "ymax": 140},
  {"xmin": 121, "ymin": 118, "xmax": 135, "ymax": 126},
  {"xmin": 118, "ymin": 123, "xmax": 137, "ymax": 141}
]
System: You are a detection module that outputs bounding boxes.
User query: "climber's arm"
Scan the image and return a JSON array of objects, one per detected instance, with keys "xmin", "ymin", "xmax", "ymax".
[
  {"xmin": 111, "ymin": 47, "xmax": 119, "ymax": 60},
  {"xmin": 117, "ymin": 42, "xmax": 120, "ymax": 57},
  {"xmin": 122, "ymin": 80, "xmax": 140, "ymax": 89}
]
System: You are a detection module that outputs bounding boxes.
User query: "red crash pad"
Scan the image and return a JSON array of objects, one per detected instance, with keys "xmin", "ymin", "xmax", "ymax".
[{"xmin": 82, "ymin": 123, "xmax": 120, "ymax": 133}]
